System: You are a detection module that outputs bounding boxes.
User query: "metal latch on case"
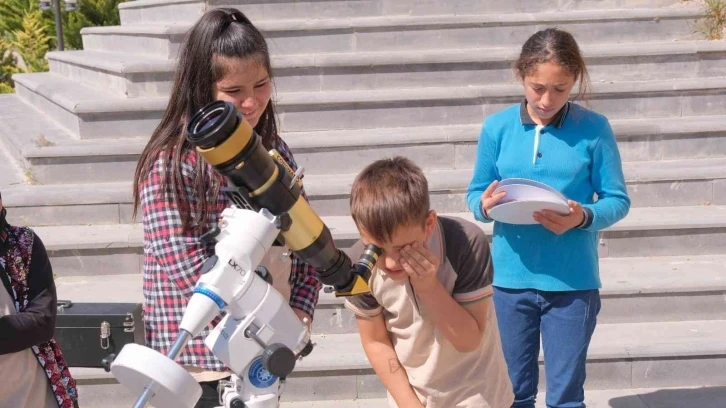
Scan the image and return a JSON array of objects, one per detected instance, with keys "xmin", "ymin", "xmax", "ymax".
[
  {"xmin": 124, "ymin": 312, "xmax": 135, "ymax": 333},
  {"xmin": 100, "ymin": 321, "xmax": 111, "ymax": 350}
]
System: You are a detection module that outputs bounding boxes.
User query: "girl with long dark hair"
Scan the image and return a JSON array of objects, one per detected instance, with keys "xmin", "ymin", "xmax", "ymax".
[{"xmin": 132, "ymin": 9, "xmax": 321, "ymax": 405}]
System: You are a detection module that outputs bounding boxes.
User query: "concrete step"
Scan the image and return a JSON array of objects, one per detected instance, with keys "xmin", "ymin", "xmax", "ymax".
[
  {"xmin": 12, "ymin": 71, "xmax": 726, "ymax": 139},
  {"xmin": 26, "ymin": 206, "xmax": 726, "ymax": 276},
  {"xmin": 4, "ymin": 153, "xmax": 726, "ymax": 226},
  {"xmin": 3, "ymin": 92, "xmax": 726, "ymax": 185},
  {"xmin": 73, "ymin": 386, "xmax": 726, "ymax": 408},
  {"xmin": 0, "ymin": 94, "xmax": 42, "ymax": 172},
  {"xmin": 69, "ymin": 319, "xmax": 726, "ymax": 406},
  {"xmin": 118, "ymin": 0, "xmax": 206, "ymax": 25},
  {"xmin": 2, "ymin": 182, "xmax": 134, "ymax": 226},
  {"xmin": 281, "ymin": 386, "xmax": 726, "ymax": 408},
  {"xmin": 47, "ymin": 41, "xmax": 726, "ymax": 98},
  {"xmin": 312, "ymin": 253, "xmax": 726, "ymax": 330},
  {"xmin": 108, "ymin": 7, "xmax": 703, "ymax": 57},
  {"xmin": 257, "ymin": 319, "xmax": 726, "ymax": 396},
  {"xmin": 4, "ymin": 155, "xmax": 726, "ymax": 224},
  {"xmin": 11, "ymin": 72, "xmax": 163, "ymax": 140},
  {"xmin": 2, "ymin": 95, "xmax": 723, "ymax": 185},
  {"xmin": 0, "ymin": 93, "xmax": 144, "ymax": 185},
  {"xmin": 306, "ymin": 157, "xmax": 726, "ymax": 214},
  {"xmin": 55, "ymin": 254, "xmax": 726, "ymax": 334},
  {"xmin": 118, "ymin": 0, "xmax": 687, "ymax": 25},
  {"xmin": 0, "ymin": 127, "xmax": 26, "ymax": 189},
  {"xmin": 282, "ymin": 401, "xmax": 386, "ymax": 408}
]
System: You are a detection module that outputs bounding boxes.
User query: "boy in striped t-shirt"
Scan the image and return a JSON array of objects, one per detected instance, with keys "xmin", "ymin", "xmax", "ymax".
[{"xmin": 345, "ymin": 157, "xmax": 513, "ymax": 408}]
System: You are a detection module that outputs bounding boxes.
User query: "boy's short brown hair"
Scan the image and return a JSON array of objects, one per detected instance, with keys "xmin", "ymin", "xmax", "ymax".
[{"xmin": 350, "ymin": 156, "xmax": 430, "ymax": 243}]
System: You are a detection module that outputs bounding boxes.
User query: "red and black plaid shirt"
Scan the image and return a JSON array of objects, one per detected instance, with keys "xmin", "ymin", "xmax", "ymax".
[{"xmin": 139, "ymin": 138, "xmax": 321, "ymax": 370}]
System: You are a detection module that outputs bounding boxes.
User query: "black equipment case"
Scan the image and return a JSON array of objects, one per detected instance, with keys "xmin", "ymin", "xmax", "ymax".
[{"xmin": 53, "ymin": 301, "xmax": 145, "ymax": 368}]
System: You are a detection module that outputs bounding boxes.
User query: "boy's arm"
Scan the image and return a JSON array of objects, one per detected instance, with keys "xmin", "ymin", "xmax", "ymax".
[
  {"xmin": 400, "ymin": 220, "xmax": 495, "ymax": 353},
  {"xmin": 345, "ymin": 288, "xmax": 424, "ymax": 407},
  {"xmin": 356, "ymin": 314, "xmax": 424, "ymax": 408},
  {"xmin": 414, "ymin": 281, "xmax": 490, "ymax": 353}
]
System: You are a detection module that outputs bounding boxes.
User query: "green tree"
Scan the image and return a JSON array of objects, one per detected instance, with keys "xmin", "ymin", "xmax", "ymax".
[
  {"xmin": 0, "ymin": 0, "xmax": 35, "ymax": 38},
  {"xmin": 0, "ymin": 39, "xmax": 21, "ymax": 93},
  {"xmin": 0, "ymin": 0, "xmax": 124, "ymax": 92},
  {"xmin": 62, "ymin": 0, "xmax": 126, "ymax": 50},
  {"xmin": 10, "ymin": 10, "xmax": 52, "ymax": 72},
  {"xmin": 1, "ymin": 0, "xmax": 126, "ymax": 51},
  {"xmin": 0, "ymin": 8, "xmax": 51, "ymax": 92}
]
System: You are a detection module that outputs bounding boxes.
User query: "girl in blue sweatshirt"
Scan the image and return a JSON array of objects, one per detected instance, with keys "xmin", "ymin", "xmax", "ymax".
[{"xmin": 467, "ymin": 29, "xmax": 630, "ymax": 408}]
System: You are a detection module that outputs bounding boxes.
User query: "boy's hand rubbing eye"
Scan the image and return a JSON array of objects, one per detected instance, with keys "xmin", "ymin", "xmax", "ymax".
[{"xmin": 400, "ymin": 243, "xmax": 440, "ymax": 294}]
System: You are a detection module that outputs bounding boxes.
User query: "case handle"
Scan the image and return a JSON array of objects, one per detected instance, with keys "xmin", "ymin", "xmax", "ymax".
[{"xmin": 57, "ymin": 300, "xmax": 73, "ymax": 312}]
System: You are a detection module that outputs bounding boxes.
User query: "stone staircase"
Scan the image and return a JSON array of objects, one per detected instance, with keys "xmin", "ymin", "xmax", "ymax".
[{"xmin": 1, "ymin": 0, "xmax": 726, "ymax": 406}]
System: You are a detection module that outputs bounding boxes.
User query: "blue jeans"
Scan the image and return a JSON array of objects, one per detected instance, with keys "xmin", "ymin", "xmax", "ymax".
[{"xmin": 493, "ymin": 287, "xmax": 601, "ymax": 408}]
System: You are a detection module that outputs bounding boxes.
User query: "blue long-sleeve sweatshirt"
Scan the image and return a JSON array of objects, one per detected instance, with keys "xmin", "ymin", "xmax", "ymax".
[{"xmin": 466, "ymin": 102, "xmax": 631, "ymax": 291}]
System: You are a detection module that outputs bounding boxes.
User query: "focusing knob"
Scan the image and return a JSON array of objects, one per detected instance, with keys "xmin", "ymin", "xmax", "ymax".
[
  {"xmin": 262, "ymin": 343, "xmax": 296, "ymax": 378},
  {"xmin": 276, "ymin": 213, "xmax": 292, "ymax": 232},
  {"xmin": 300, "ymin": 341, "xmax": 314, "ymax": 358},
  {"xmin": 200, "ymin": 225, "xmax": 221, "ymax": 245},
  {"xmin": 255, "ymin": 266, "xmax": 273, "ymax": 285},
  {"xmin": 101, "ymin": 353, "xmax": 116, "ymax": 373}
]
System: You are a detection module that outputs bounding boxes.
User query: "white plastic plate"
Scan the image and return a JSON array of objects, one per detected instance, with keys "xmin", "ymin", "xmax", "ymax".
[
  {"xmin": 497, "ymin": 178, "xmax": 568, "ymax": 202},
  {"xmin": 493, "ymin": 183, "xmax": 568, "ymax": 206},
  {"xmin": 111, "ymin": 344, "xmax": 202, "ymax": 408},
  {"xmin": 489, "ymin": 199, "xmax": 571, "ymax": 225}
]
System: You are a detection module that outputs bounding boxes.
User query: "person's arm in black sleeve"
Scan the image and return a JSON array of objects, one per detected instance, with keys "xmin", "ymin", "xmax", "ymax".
[{"xmin": 0, "ymin": 233, "xmax": 57, "ymax": 355}]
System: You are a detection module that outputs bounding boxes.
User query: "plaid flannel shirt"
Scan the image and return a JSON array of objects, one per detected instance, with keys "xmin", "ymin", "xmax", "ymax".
[{"xmin": 140, "ymin": 138, "xmax": 321, "ymax": 370}]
